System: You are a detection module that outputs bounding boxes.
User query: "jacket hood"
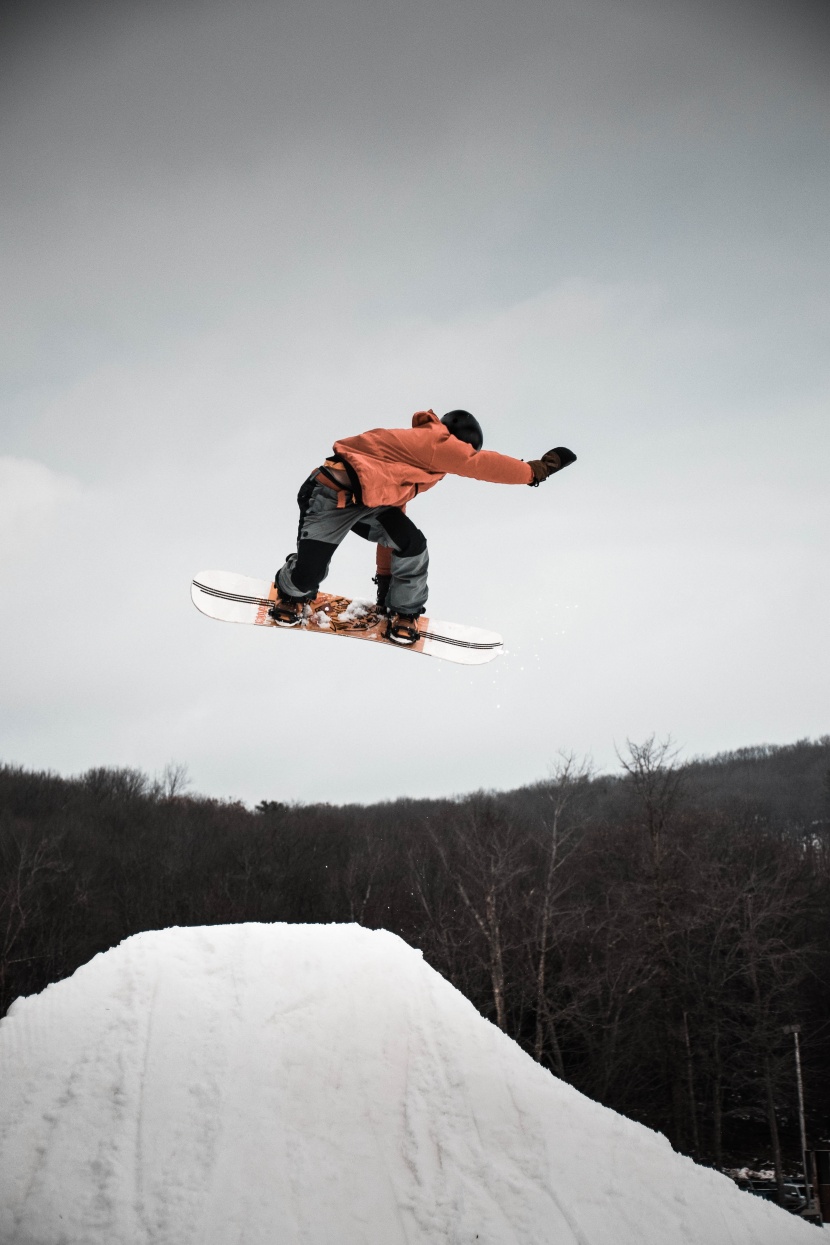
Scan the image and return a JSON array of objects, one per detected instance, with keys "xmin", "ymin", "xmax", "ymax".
[{"xmin": 411, "ymin": 409, "xmax": 441, "ymax": 428}]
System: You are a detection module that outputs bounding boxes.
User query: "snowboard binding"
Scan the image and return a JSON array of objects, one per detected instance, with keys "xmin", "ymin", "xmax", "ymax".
[
  {"xmin": 268, "ymin": 595, "xmax": 306, "ymax": 627},
  {"xmin": 385, "ymin": 612, "xmax": 421, "ymax": 646}
]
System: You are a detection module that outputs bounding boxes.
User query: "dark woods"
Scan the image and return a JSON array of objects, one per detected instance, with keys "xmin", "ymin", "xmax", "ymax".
[{"xmin": 2, "ymin": 737, "xmax": 829, "ymax": 1182}]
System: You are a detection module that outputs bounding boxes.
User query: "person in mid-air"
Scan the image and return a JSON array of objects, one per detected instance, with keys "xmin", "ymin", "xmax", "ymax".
[{"xmin": 271, "ymin": 409, "xmax": 576, "ymax": 645}]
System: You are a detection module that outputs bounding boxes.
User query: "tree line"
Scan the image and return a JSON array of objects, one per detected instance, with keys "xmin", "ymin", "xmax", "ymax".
[{"xmin": 2, "ymin": 736, "xmax": 829, "ymax": 1196}]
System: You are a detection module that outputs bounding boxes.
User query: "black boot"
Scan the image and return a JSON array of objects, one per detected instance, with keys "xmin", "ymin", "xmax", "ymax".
[{"xmin": 373, "ymin": 573, "xmax": 391, "ymax": 612}]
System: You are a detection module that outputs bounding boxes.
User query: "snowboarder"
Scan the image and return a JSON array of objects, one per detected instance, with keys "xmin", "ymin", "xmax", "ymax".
[{"xmin": 271, "ymin": 409, "xmax": 576, "ymax": 645}]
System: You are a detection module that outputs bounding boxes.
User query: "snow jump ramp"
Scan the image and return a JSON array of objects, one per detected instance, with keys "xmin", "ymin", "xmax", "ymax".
[{"xmin": 0, "ymin": 923, "xmax": 818, "ymax": 1245}]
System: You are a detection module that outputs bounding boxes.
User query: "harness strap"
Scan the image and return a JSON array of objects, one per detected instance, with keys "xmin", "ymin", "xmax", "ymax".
[
  {"xmin": 328, "ymin": 453, "xmax": 364, "ymax": 506},
  {"xmin": 315, "ymin": 464, "xmax": 354, "ymax": 509}
]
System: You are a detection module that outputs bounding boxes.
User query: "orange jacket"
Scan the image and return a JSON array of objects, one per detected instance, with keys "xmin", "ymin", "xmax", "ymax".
[{"xmin": 332, "ymin": 410, "xmax": 532, "ymax": 509}]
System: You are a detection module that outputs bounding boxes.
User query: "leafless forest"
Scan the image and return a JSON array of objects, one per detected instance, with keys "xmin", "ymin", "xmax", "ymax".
[{"xmin": 2, "ymin": 736, "xmax": 829, "ymax": 1187}]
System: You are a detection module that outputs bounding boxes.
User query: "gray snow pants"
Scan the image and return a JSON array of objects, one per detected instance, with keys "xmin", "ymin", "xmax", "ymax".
[{"xmin": 276, "ymin": 474, "xmax": 429, "ymax": 615}]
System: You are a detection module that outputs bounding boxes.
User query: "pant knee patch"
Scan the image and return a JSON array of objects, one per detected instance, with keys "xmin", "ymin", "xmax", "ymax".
[
  {"xmin": 378, "ymin": 508, "xmax": 427, "ymax": 558},
  {"xmin": 292, "ymin": 539, "xmax": 337, "ymax": 593}
]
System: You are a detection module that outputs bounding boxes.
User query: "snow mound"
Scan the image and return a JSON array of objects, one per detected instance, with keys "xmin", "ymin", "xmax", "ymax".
[{"xmin": 0, "ymin": 923, "xmax": 817, "ymax": 1245}]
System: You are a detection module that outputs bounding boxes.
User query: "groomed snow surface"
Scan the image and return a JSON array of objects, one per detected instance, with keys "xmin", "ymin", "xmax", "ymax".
[{"xmin": 0, "ymin": 924, "xmax": 820, "ymax": 1245}]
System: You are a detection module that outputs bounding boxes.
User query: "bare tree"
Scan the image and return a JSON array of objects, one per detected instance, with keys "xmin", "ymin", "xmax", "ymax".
[
  {"xmin": 153, "ymin": 762, "xmax": 191, "ymax": 801},
  {"xmin": 418, "ymin": 797, "xmax": 531, "ymax": 1031},
  {"xmin": 617, "ymin": 735, "xmax": 684, "ymax": 863},
  {"xmin": 527, "ymin": 753, "xmax": 591, "ymax": 1068},
  {"xmin": 0, "ymin": 823, "xmax": 67, "ymax": 1014},
  {"xmin": 617, "ymin": 737, "xmax": 692, "ymax": 1147}
]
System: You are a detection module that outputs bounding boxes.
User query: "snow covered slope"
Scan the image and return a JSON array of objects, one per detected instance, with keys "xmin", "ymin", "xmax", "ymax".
[{"xmin": 0, "ymin": 923, "xmax": 818, "ymax": 1245}]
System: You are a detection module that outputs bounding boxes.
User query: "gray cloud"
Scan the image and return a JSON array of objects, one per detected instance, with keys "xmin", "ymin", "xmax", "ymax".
[{"xmin": 1, "ymin": 0, "xmax": 827, "ymax": 802}]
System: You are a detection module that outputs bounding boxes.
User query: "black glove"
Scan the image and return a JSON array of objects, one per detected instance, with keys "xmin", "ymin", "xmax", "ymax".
[{"xmin": 528, "ymin": 447, "xmax": 577, "ymax": 485}]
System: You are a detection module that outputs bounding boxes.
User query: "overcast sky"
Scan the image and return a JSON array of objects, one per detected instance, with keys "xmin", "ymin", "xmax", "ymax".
[{"xmin": 1, "ymin": 0, "xmax": 828, "ymax": 805}]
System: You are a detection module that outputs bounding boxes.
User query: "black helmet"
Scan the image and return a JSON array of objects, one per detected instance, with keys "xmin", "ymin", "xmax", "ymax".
[{"xmin": 441, "ymin": 409, "xmax": 483, "ymax": 451}]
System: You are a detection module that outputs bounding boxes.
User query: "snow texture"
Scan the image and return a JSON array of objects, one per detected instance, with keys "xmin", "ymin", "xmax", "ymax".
[{"xmin": 0, "ymin": 923, "xmax": 819, "ymax": 1245}]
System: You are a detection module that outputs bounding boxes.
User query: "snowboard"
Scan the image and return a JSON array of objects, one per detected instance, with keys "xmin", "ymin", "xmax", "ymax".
[{"xmin": 191, "ymin": 570, "xmax": 503, "ymax": 666}]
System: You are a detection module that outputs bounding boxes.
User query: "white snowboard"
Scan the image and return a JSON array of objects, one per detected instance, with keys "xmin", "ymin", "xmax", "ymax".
[{"xmin": 191, "ymin": 570, "xmax": 504, "ymax": 666}]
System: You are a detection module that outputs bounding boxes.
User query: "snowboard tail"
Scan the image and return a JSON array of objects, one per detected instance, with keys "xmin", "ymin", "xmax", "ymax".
[{"xmin": 191, "ymin": 571, "xmax": 503, "ymax": 666}]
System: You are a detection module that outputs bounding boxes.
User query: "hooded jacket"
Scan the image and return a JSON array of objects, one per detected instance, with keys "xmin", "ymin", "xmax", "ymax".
[{"xmin": 332, "ymin": 410, "xmax": 532, "ymax": 509}]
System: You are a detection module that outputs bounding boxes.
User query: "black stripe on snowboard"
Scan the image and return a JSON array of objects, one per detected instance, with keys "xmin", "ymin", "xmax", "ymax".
[
  {"xmin": 193, "ymin": 581, "xmax": 502, "ymax": 651},
  {"xmin": 193, "ymin": 580, "xmax": 271, "ymax": 608},
  {"xmin": 421, "ymin": 631, "xmax": 501, "ymax": 651}
]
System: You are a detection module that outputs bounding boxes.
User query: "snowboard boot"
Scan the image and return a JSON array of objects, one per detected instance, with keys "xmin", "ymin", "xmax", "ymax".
[
  {"xmin": 385, "ymin": 611, "xmax": 421, "ymax": 646},
  {"xmin": 373, "ymin": 573, "xmax": 391, "ymax": 612}
]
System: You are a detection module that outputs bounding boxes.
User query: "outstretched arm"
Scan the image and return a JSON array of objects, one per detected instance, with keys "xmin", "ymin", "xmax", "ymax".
[
  {"xmin": 453, "ymin": 447, "xmax": 534, "ymax": 485},
  {"xmin": 430, "ymin": 436, "xmax": 533, "ymax": 485},
  {"xmin": 431, "ymin": 436, "xmax": 577, "ymax": 486}
]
